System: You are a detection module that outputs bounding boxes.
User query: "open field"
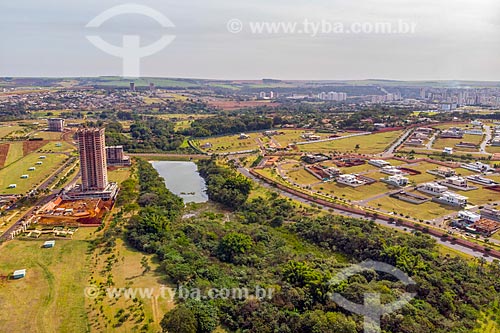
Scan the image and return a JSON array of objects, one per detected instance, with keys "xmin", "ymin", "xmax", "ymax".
[
  {"xmin": 0, "ymin": 153, "xmax": 67, "ymax": 194},
  {"xmin": 32, "ymin": 131, "xmax": 64, "ymax": 141},
  {"xmin": 195, "ymin": 134, "xmax": 260, "ymax": 153},
  {"xmin": 108, "ymin": 167, "xmax": 131, "ymax": 184},
  {"xmin": 287, "ymin": 168, "xmax": 321, "ymax": 185},
  {"xmin": 368, "ymin": 194, "xmax": 459, "ymax": 221},
  {"xmin": 40, "ymin": 141, "xmax": 75, "ymax": 153},
  {"xmin": 433, "ymin": 134, "xmax": 484, "ymax": 152},
  {"xmin": 0, "ymin": 125, "xmax": 23, "ymax": 138},
  {"xmin": 0, "ymin": 230, "xmax": 93, "ymax": 332},
  {"xmin": 299, "ymin": 131, "xmax": 403, "ymax": 154},
  {"xmin": 313, "ymin": 181, "xmax": 393, "ymax": 202},
  {"xmin": 487, "ymin": 146, "xmax": 500, "ymax": 154},
  {"xmin": 4, "ymin": 142, "xmax": 24, "ymax": 167},
  {"xmin": 87, "ymin": 235, "xmax": 173, "ymax": 332},
  {"xmin": 272, "ymin": 130, "xmax": 329, "ymax": 146}
]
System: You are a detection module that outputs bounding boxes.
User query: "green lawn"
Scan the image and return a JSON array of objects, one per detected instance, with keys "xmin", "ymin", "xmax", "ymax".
[
  {"xmin": 0, "ymin": 233, "xmax": 92, "ymax": 332},
  {"xmin": 287, "ymin": 168, "xmax": 321, "ymax": 185},
  {"xmin": 299, "ymin": 131, "xmax": 403, "ymax": 154},
  {"xmin": 0, "ymin": 153, "xmax": 67, "ymax": 194}
]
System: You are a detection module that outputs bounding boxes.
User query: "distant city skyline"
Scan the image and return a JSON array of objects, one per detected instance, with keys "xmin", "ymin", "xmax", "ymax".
[{"xmin": 1, "ymin": 0, "xmax": 499, "ymax": 80}]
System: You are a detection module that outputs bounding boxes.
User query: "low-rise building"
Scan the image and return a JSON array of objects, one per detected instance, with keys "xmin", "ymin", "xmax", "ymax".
[
  {"xmin": 480, "ymin": 208, "xmax": 500, "ymax": 223},
  {"xmin": 436, "ymin": 191, "xmax": 468, "ymax": 207},
  {"xmin": 383, "ymin": 175, "xmax": 409, "ymax": 187},
  {"xmin": 417, "ymin": 182, "xmax": 448, "ymax": 196},
  {"xmin": 458, "ymin": 211, "xmax": 481, "ymax": 223},
  {"xmin": 444, "ymin": 176, "xmax": 468, "ymax": 188},
  {"xmin": 381, "ymin": 166, "xmax": 404, "ymax": 175},
  {"xmin": 337, "ymin": 174, "xmax": 365, "ymax": 187},
  {"xmin": 368, "ymin": 160, "xmax": 391, "ymax": 168}
]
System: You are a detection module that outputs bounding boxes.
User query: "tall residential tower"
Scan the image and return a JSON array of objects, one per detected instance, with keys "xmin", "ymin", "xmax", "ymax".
[{"xmin": 78, "ymin": 128, "xmax": 108, "ymax": 191}]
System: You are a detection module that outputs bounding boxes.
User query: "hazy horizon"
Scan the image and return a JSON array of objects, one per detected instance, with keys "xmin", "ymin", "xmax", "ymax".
[{"xmin": 1, "ymin": 0, "xmax": 499, "ymax": 80}]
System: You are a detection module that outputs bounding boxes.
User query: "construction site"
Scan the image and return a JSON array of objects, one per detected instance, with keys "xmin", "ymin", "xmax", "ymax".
[{"xmin": 36, "ymin": 196, "xmax": 113, "ymax": 226}]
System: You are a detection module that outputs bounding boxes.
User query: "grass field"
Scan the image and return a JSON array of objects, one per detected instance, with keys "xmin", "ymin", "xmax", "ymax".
[
  {"xmin": 32, "ymin": 131, "xmax": 64, "ymax": 141},
  {"xmin": 299, "ymin": 131, "xmax": 403, "ymax": 154},
  {"xmin": 0, "ymin": 153, "xmax": 67, "ymax": 194},
  {"xmin": 433, "ymin": 134, "xmax": 483, "ymax": 152},
  {"xmin": 86, "ymin": 235, "xmax": 173, "ymax": 332},
  {"xmin": 487, "ymin": 146, "xmax": 500, "ymax": 154},
  {"xmin": 273, "ymin": 130, "xmax": 328, "ymax": 146},
  {"xmin": 368, "ymin": 194, "xmax": 459, "ymax": 221},
  {"xmin": 0, "ymin": 125, "xmax": 23, "ymax": 138},
  {"xmin": 40, "ymin": 141, "xmax": 75, "ymax": 153},
  {"xmin": 287, "ymin": 168, "xmax": 321, "ymax": 185},
  {"xmin": 3, "ymin": 141, "xmax": 24, "ymax": 167},
  {"xmin": 195, "ymin": 135, "xmax": 260, "ymax": 153},
  {"xmin": 312, "ymin": 181, "xmax": 393, "ymax": 202},
  {"xmin": 108, "ymin": 167, "xmax": 131, "ymax": 184},
  {"xmin": 0, "ymin": 230, "xmax": 93, "ymax": 332}
]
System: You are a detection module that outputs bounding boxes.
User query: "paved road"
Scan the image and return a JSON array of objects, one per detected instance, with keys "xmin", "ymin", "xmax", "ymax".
[
  {"xmin": 238, "ymin": 167, "xmax": 496, "ymax": 262},
  {"xmin": 480, "ymin": 125, "xmax": 492, "ymax": 154},
  {"xmin": 382, "ymin": 128, "xmax": 414, "ymax": 157}
]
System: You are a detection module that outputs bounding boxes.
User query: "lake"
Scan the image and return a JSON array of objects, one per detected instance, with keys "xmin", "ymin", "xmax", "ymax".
[{"xmin": 151, "ymin": 161, "xmax": 208, "ymax": 203}]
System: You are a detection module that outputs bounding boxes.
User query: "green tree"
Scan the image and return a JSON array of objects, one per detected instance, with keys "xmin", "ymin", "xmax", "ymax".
[{"xmin": 161, "ymin": 305, "xmax": 197, "ymax": 333}]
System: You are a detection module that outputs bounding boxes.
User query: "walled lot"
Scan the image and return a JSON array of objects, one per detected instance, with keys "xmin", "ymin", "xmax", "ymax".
[
  {"xmin": 0, "ymin": 153, "xmax": 67, "ymax": 194},
  {"xmin": 299, "ymin": 131, "xmax": 403, "ymax": 154},
  {"xmin": 433, "ymin": 134, "xmax": 484, "ymax": 152}
]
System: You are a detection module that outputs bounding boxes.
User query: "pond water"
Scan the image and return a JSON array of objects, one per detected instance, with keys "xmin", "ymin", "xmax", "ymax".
[{"xmin": 150, "ymin": 161, "xmax": 208, "ymax": 203}]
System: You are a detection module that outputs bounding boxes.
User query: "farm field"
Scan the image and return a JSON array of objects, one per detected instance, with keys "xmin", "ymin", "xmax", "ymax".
[
  {"xmin": 0, "ymin": 231, "xmax": 92, "ymax": 333},
  {"xmin": 0, "ymin": 153, "xmax": 67, "ymax": 194},
  {"xmin": 299, "ymin": 131, "xmax": 403, "ymax": 154}
]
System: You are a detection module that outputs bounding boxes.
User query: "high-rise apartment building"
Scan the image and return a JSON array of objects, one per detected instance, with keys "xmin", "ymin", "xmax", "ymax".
[{"xmin": 78, "ymin": 128, "xmax": 108, "ymax": 191}]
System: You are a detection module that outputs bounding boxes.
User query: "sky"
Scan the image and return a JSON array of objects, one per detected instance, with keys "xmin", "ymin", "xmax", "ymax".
[{"xmin": 1, "ymin": 0, "xmax": 499, "ymax": 80}]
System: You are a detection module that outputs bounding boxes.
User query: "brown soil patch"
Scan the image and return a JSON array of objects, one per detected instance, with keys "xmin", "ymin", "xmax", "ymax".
[
  {"xmin": 23, "ymin": 140, "xmax": 48, "ymax": 155},
  {"xmin": 0, "ymin": 144, "xmax": 10, "ymax": 168}
]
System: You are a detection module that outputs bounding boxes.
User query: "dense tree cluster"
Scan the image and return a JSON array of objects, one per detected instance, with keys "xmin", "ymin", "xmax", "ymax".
[
  {"xmin": 197, "ymin": 158, "xmax": 252, "ymax": 209},
  {"xmin": 184, "ymin": 115, "xmax": 273, "ymax": 137},
  {"xmin": 105, "ymin": 119, "xmax": 186, "ymax": 152},
  {"xmin": 123, "ymin": 158, "xmax": 499, "ymax": 333}
]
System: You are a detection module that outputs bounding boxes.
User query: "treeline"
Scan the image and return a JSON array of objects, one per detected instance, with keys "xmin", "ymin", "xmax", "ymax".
[
  {"xmin": 126, "ymin": 159, "xmax": 184, "ymax": 253},
  {"xmin": 123, "ymin": 158, "xmax": 500, "ymax": 333},
  {"xmin": 183, "ymin": 115, "xmax": 273, "ymax": 137},
  {"xmin": 105, "ymin": 119, "xmax": 186, "ymax": 152},
  {"xmin": 197, "ymin": 158, "xmax": 252, "ymax": 209}
]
